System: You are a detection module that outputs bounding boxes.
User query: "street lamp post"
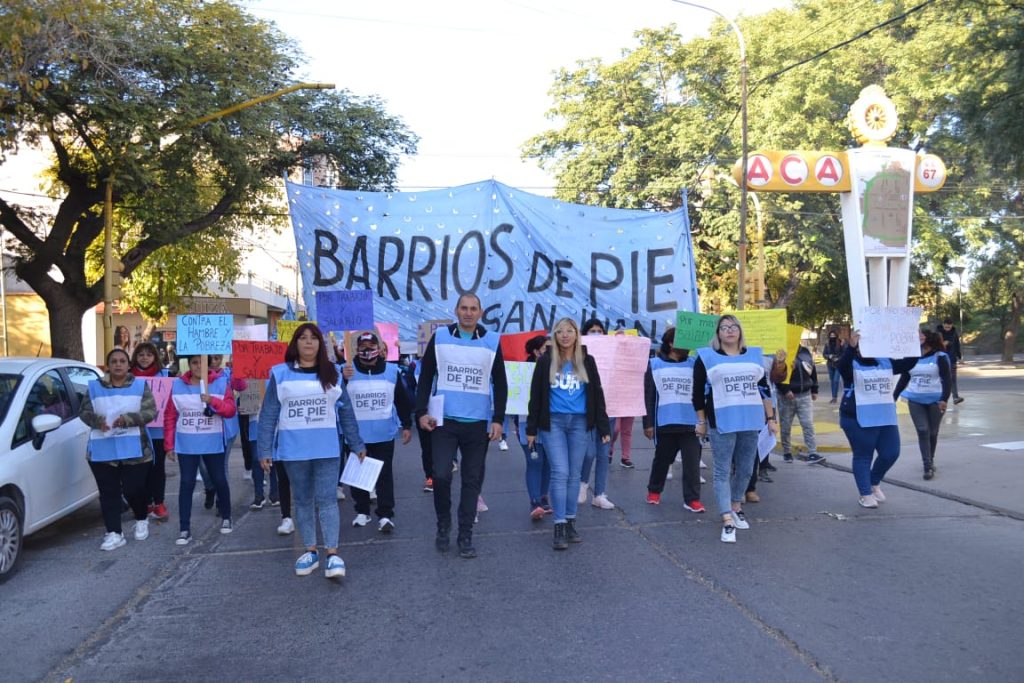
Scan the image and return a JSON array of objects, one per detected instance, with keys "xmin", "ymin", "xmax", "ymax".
[
  {"xmin": 102, "ymin": 82, "xmax": 335, "ymax": 357},
  {"xmin": 670, "ymin": 0, "xmax": 748, "ymax": 309},
  {"xmin": 950, "ymin": 264, "xmax": 965, "ymax": 337}
]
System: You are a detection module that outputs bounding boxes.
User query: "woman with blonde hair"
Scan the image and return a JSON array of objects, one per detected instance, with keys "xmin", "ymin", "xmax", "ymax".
[{"xmin": 526, "ymin": 318, "xmax": 611, "ymax": 550}]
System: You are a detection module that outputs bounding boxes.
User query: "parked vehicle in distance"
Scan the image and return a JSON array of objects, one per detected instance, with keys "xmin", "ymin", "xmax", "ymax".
[{"xmin": 0, "ymin": 358, "xmax": 102, "ymax": 581}]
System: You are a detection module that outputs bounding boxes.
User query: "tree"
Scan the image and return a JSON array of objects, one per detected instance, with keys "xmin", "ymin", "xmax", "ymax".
[{"xmin": 0, "ymin": 0, "xmax": 418, "ymax": 359}]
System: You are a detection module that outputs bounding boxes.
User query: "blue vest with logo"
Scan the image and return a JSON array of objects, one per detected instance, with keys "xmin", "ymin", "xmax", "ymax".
[
  {"xmin": 650, "ymin": 356, "xmax": 698, "ymax": 428},
  {"xmin": 849, "ymin": 357, "xmax": 897, "ymax": 427},
  {"xmin": 901, "ymin": 353, "xmax": 946, "ymax": 405},
  {"xmin": 431, "ymin": 326, "xmax": 499, "ymax": 421},
  {"xmin": 697, "ymin": 347, "xmax": 766, "ymax": 433},
  {"xmin": 269, "ymin": 363, "xmax": 343, "ymax": 461},
  {"xmin": 348, "ymin": 363, "xmax": 400, "ymax": 443},
  {"xmin": 87, "ymin": 379, "xmax": 150, "ymax": 462},
  {"xmin": 170, "ymin": 375, "xmax": 229, "ymax": 455}
]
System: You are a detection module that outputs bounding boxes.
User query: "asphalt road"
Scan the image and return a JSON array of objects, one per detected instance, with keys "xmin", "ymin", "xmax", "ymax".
[{"xmin": 3, "ymin": 366, "xmax": 1022, "ymax": 683}]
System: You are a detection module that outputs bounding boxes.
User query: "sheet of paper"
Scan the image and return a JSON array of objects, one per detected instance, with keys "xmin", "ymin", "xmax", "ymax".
[
  {"xmin": 428, "ymin": 394, "xmax": 444, "ymax": 426},
  {"xmin": 757, "ymin": 424, "xmax": 777, "ymax": 462},
  {"xmin": 855, "ymin": 306, "xmax": 922, "ymax": 358},
  {"xmin": 504, "ymin": 361, "xmax": 536, "ymax": 415},
  {"xmin": 339, "ymin": 454, "xmax": 384, "ymax": 492},
  {"xmin": 580, "ymin": 334, "xmax": 650, "ymax": 417}
]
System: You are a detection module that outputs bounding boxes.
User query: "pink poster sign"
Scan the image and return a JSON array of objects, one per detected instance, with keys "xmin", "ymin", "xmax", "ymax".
[
  {"xmin": 581, "ymin": 335, "xmax": 650, "ymax": 418},
  {"xmin": 143, "ymin": 377, "xmax": 174, "ymax": 428}
]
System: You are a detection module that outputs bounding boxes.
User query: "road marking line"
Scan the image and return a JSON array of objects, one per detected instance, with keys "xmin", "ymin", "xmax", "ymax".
[{"xmin": 981, "ymin": 441, "xmax": 1024, "ymax": 451}]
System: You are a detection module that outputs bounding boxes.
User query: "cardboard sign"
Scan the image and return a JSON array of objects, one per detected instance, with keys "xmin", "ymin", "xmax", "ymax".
[
  {"xmin": 581, "ymin": 334, "xmax": 650, "ymax": 418},
  {"xmin": 143, "ymin": 377, "xmax": 174, "ymax": 428},
  {"xmin": 236, "ymin": 381, "xmax": 266, "ymax": 416},
  {"xmin": 674, "ymin": 311, "xmax": 719, "ymax": 350},
  {"xmin": 504, "ymin": 361, "xmax": 536, "ymax": 415},
  {"xmin": 417, "ymin": 320, "xmax": 452, "ymax": 356},
  {"xmin": 177, "ymin": 315, "xmax": 233, "ymax": 355},
  {"xmin": 275, "ymin": 320, "xmax": 312, "ymax": 344},
  {"xmin": 729, "ymin": 309, "xmax": 788, "ymax": 355},
  {"xmin": 315, "ymin": 290, "xmax": 374, "ymax": 333},
  {"xmin": 856, "ymin": 306, "xmax": 922, "ymax": 358},
  {"xmin": 499, "ymin": 329, "xmax": 547, "ymax": 362},
  {"xmin": 231, "ymin": 340, "xmax": 288, "ymax": 380},
  {"xmin": 233, "ymin": 324, "xmax": 269, "ymax": 342}
]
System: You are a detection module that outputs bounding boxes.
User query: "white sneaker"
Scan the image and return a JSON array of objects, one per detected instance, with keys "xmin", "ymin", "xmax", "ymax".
[
  {"xmin": 100, "ymin": 532, "xmax": 126, "ymax": 551},
  {"xmin": 721, "ymin": 525, "xmax": 737, "ymax": 543},
  {"xmin": 859, "ymin": 494, "xmax": 879, "ymax": 508},
  {"xmin": 666, "ymin": 468, "xmax": 674, "ymax": 480},
  {"xmin": 352, "ymin": 513, "xmax": 372, "ymax": 527},
  {"xmin": 134, "ymin": 519, "xmax": 149, "ymax": 541},
  {"xmin": 871, "ymin": 485, "xmax": 886, "ymax": 503},
  {"xmin": 476, "ymin": 496, "xmax": 488, "ymax": 512},
  {"xmin": 498, "ymin": 439, "xmax": 509, "ymax": 451},
  {"xmin": 591, "ymin": 493, "xmax": 615, "ymax": 510},
  {"xmin": 277, "ymin": 517, "xmax": 295, "ymax": 535},
  {"xmin": 378, "ymin": 517, "xmax": 395, "ymax": 533},
  {"xmin": 700, "ymin": 459, "xmax": 708, "ymax": 469},
  {"xmin": 577, "ymin": 482, "xmax": 589, "ymax": 504},
  {"xmin": 336, "ymin": 485, "xmax": 346, "ymax": 501},
  {"xmin": 731, "ymin": 510, "xmax": 750, "ymax": 530},
  {"xmin": 700, "ymin": 475, "xmax": 706, "ymax": 484},
  {"xmin": 220, "ymin": 519, "xmax": 233, "ymax": 534}
]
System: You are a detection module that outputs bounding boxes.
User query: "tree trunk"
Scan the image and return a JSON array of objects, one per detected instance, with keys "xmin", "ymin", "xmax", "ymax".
[
  {"xmin": 46, "ymin": 293, "xmax": 92, "ymax": 361},
  {"xmin": 1002, "ymin": 290, "xmax": 1021, "ymax": 363}
]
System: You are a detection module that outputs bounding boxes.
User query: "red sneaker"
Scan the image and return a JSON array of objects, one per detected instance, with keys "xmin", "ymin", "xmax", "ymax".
[
  {"xmin": 423, "ymin": 478, "xmax": 433, "ymax": 493},
  {"xmin": 151, "ymin": 503, "xmax": 169, "ymax": 521},
  {"xmin": 530, "ymin": 506, "xmax": 545, "ymax": 521},
  {"xmin": 646, "ymin": 492, "xmax": 661, "ymax": 505},
  {"xmin": 683, "ymin": 500, "xmax": 706, "ymax": 513}
]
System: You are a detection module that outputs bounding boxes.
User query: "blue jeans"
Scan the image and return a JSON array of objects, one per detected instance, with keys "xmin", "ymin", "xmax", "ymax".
[
  {"xmin": 520, "ymin": 439, "xmax": 551, "ymax": 507},
  {"xmin": 177, "ymin": 452, "xmax": 230, "ymax": 532},
  {"xmin": 284, "ymin": 457, "xmax": 341, "ymax": 550},
  {"xmin": 840, "ymin": 415, "xmax": 901, "ymax": 495},
  {"xmin": 708, "ymin": 428, "xmax": 759, "ymax": 517},
  {"xmin": 580, "ymin": 430, "xmax": 610, "ymax": 495},
  {"xmin": 541, "ymin": 413, "xmax": 589, "ymax": 523},
  {"xmin": 828, "ymin": 366, "xmax": 843, "ymax": 400}
]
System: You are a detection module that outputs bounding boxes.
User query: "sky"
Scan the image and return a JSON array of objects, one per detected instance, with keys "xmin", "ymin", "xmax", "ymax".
[{"xmin": 240, "ymin": 0, "xmax": 792, "ymax": 193}]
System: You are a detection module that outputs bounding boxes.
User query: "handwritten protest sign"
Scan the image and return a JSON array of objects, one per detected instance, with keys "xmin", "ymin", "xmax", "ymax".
[
  {"xmin": 581, "ymin": 334, "xmax": 650, "ymax": 417},
  {"xmin": 233, "ymin": 324, "xmax": 268, "ymax": 341},
  {"xmin": 729, "ymin": 309, "xmax": 787, "ymax": 355},
  {"xmin": 417, "ymin": 320, "xmax": 452, "ymax": 356},
  {"xmin": 376, "ymin": 322, "xmax": 400, "ymax": 361},
  {"xmin": 504, "ymin": 361, "xmax": 536, "ymax": 415},
  {"xmin": 143, "ymin": 377, "xmax": 174, "ymax": 428},
  {"xmin": 500, "ymin": 329, "xmax": 547, "ymax": 362},
  {"xmin": 177, "ymin": 315, "xmax": 233, "ymax": 355},
  {"xmin": 236, "ymin": 381, "xmax": 266, "ymax": 416},
  {"xmin": 674, "ymin": 311, "xmax": 719, "ymax": 350},
  {"xmin": 231, "ymin": 340, "xmax": 288, "ymax": 379},
  {"xmin": 855, "ymin": 306, "xmax": 922, "ymax": 358},
  {"xmin": 315, "ymin": 290, "xmax": 374, "ymax": 333},
  {"xmin": 275, "ymin": 320, "xmax": 311, "ymax": 344}
]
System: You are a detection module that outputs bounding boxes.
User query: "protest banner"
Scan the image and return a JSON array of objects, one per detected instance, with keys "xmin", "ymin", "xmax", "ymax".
[
  {"xmin": 855, "ymin": 306, "xmax": 922, "ymax": 358},
  {"xmin": 729, "ymin": 309, "xmax": 788, "ymax": 355},
  {"xmin": 177, "ymin": 315, "xmax": 233, "ymax": 355},
  {"xmin": 275, "ymin": 319, "xmax": 312, "ymax": 344},
  {"xmin": 674, "ymin": 311, "xmax": 719, "ymax": 350},
  {"xmin": 504, "ymin": 361, "xmax": 536, "ymax": 415},
  {"xmin": 417, "ymin": 320, "xmax": 452, "ymax": 356},
  {"xmin": 315, "ymin": 290, "xmax": 374, "ymax": 333},
  {"xmin": 499, "ymin": 329, "xmax": 547, "ymax": 362},
  {"xmin": 143, "ymin": 377, "xmax": 174, "ymax": 428},
  {"xmin": 236, "ymin": 381, "xmax": 266, "ymax": 416},
  {"xmin": 580, "ymin": 334, "xmax": 650, "ymax": 417},
  {"xmin": 376, "ymin": 322, "xmax": 401, "ymax": 361},
  {"xmin": 231, "ymin": 340, "xmax": 288, "ymax": 379}
]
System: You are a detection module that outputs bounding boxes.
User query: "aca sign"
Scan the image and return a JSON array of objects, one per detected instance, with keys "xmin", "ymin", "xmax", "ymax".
[{"xmin": 734, "ymin": 151, "xmax": 946, "ymax": 194}]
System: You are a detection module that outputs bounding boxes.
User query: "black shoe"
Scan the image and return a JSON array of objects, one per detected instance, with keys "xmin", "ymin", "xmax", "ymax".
[
  {"xmin": 204, "ymin": 490, "xmax": 216, "ymax": 510},
  {"xmin": 783, "ymin": 453, "xmax": 793, "ymax": 463},
  {"xmin": 565, "ymin": 519, "xmax": 582, "ymax": 544},
  {"xmin": 552, "ymin": 523, "xmax": 569, "ymax": 550},
  {"xmin": 457, "ymin": 533, "xmax": 476, "ymax": 559},
  {"xmin": 924, "ymin": 468, "xmax": 935, "ymax": 480},
  {"xmin": 620, "ymin": 459, "xmax": 634, "ymax": 469},
  {"xmin": 806, "ymin": 454, "xmax": 826, "ymax": 465},
  {"xmin": 269, "ymin": 495, "xmax": 280, "ymax": 507},
  {"xmin": 435, "ymin": 524, "xmax": 450, "ymax": 553},
  {"xmin": 953, "ymin": 396, "xmax": 964, "ymax": 405},
  {"xmin": 763, "ymin": 462, "xmax": 777, "ymax": 472},
  {"xmin": 250, "ymin": 496, "xmax": 266, "ymax": 510},
  {"xmin": 758, "ymin": 471, "xmax": 773, "ymax": 483}
]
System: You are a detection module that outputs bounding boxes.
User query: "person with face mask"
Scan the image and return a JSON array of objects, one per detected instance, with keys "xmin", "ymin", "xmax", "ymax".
[
  {"xmin": 342, "ymin": 331, "xmax": 413, "ymax": 533},
  {"xmin": 894, "ymin": 330, "xmax": 952, "ymax": 480},
  {"xmin": 130, "ymin": 342, "xmax": 169, "ymax": 522},
  {"xmin": 822, "ymin": 331, "xmax": 845, "ymax": 404}
]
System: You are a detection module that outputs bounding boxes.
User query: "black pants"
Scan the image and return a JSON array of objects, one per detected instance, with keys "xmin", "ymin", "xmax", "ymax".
[
  {"xmin": 908, "ymin": 401, "xmax": 942, "ymax": 470},
  {"xmin": 90, "ymin": 460, "xmax": 151, "ymax": 534},
  {"xmin": 431, "ymin": 420, "xmax": 488, "ymax": 534},
  {"xmin": 949, "ymin": 361, "xmax": 960, "ymax": 399},
  {"xmin": 238, "ymin": 414, "xmax": 253, "ymax": 470},
  {"xmin": 647, "ymin": 429, "xmax": 702, "ymax": 503},
  {"xmin": 145, "ymin": 438, "xmax": 166, "ymax": 505},
  {"xmin": 418, "ymin": 424, "xmax": 434, "ymax": 479},
  {"xmin": 352, "ymin": 440, "xmax": 396, "ymax": 518},
  {"xmin": 274, "ymin": 460, "xmax": 292, "ymax": 518}
]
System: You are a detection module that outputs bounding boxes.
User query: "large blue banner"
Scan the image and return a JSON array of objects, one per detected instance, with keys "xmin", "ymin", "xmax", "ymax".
[{"xmin": 286, "ymin": 179, "xmax": 699, "ymax": 343}]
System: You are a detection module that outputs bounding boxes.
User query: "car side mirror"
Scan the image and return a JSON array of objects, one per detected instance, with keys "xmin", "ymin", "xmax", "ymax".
[{"xmin": 31, "ymin": 413, "xmax": 62, "ymax": 450}]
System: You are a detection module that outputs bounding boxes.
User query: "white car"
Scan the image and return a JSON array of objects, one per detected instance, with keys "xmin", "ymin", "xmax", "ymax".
[{"xmin": 0, "ymin": 358, "xmax": 102, "ymax": 581}]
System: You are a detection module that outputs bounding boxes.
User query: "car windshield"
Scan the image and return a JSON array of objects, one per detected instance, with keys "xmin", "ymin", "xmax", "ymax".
[{"xmin": 0, "ymin": 374, "xmax": 22, "ymax": 425}]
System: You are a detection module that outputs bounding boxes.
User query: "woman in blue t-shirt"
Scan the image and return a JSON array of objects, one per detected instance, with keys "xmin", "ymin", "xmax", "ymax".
[{"xmin": 526, "ymin": 318, "xmax": 611, "ymax": 550}]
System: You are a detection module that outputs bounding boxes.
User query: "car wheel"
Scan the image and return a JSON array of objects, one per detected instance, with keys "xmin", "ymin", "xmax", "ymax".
[{"xmin": 0, "ymin": 496, "xmax": 24, "ymax": 583}]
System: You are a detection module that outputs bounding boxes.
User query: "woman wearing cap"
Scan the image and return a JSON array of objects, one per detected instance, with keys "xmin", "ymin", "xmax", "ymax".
[
  {"xmin": 527, "ymin": 318, "xmax": 611, "ymax": 550},
  {"xmin": 894, "ymin": 329, "xmax": 951, "ymax": 481},
  {"xmin": 258, "ymin": 323, "xmax": 365, "ymax": 579},
  {"xmin": 342, "ymin": 331, "xmax": 413, "ymax": 533},
  {"xmin": 79, "ymin": 348, "xmax": 158, "ymax": 550},
  {"xmin": 692, "ymin": 315, "xmax": 777, "ymax": 544}
]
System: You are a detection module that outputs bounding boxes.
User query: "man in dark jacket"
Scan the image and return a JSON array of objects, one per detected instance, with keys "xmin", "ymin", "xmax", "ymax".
[
  {"xmin": 937, "ymin": 319, "xmax": 964, "ymax": 404},
  {"xmin": 778, "ymin": 345, "xmax": 824, "ymax": 464}
]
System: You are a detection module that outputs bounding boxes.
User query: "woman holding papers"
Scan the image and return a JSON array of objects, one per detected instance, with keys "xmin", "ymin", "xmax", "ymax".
[
  {"xmin": 79, "ymin": 348, "xmax": 158, "ymax": 550},
  {"xmin": 518, "ymin": 334, "xmax": 552, "ymax": 520},
  {"xmin": 894, "ymin": 330, "xmax": 952, "ymax": 481},
  {"xmin": 692, "ymin": 315, "xmax": 777, "ymax": 544},
  {"xmin": 527, "ymin": 318, "xmax": 611, "ymax": 550},
  {"xmin": 257, "ymin": 323, "xmax": 365, "ymax": 579},
  {"xmin": 342, "ymin": 330, "xmax": 413, "ymax": 533},
  {"xmin": 837, "ymin": 331, "xmax": 922, "ymax": 507},
  {"xmin": 130, "ymin": 342, "xmax": 170, "ymax": 522},
  {"xmin": 164, "ymin": 355, "xmax": 236, "ymax": 545}
]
